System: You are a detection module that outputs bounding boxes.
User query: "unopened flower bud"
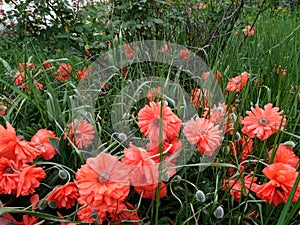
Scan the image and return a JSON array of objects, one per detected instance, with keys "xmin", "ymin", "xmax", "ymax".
[
  {"xmin": 38, "ymin": 200, "xmax": 47, "ymax": 210},
  {"xmin": 283, "ymin": 141, "xmax": 296, "ymax": 148},
  {"xmin": 235, "ymin": 132, "xmax": 241, "ymax": 141},
  {"xmin": 118, "ymin": 133, "xmax": 127, "ymax": 141},
  {"xmin": 195, "ymin": 190, "xmax": 206, "ymax": 202},
  {"xmin": 48, "ymin": 200, "xmax": 57, "ymax": 209},
  {"xmin": 213, "ymin": 205, "xmax": 224, "ymax": 219},
  {"xmin": 58, "ymin": 169, "xmax": 68, "ymax": 180}
]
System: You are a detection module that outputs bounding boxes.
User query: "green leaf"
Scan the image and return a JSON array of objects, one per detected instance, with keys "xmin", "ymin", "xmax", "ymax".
[
  {"xmin": 49, "ymin": 137, "xmax": 61, "ymax": 156},
  {"xmin": 153, "ymin": 18, "xmax": 163, "ymax": 24}
]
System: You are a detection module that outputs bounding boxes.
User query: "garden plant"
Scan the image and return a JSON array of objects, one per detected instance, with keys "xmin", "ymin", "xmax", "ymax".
[{"xmin": 0, "ymin": 0, "xmax": 299, "ymax": 224}]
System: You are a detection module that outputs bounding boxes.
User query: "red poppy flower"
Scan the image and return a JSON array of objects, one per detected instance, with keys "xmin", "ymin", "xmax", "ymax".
[
  {"xmin": 17, "ymin": 164, "xmax": 46, "ymax": 197},
  {"xmin": 42, "ymin": 60, "xmax": 53, "ymax": 69},
  {"xmin": 0, "ymin": 102, "xmax": 7, "ymax": 115},
  {"xmin": 138, "ymin": 101, "xmax": 181, "ymax": 142},
  {"xmin": 123, "ymin": 44, "xmax": 136, "ymax": 60},
  {"xmin": 0, "ymin": 157, "xmax": 19, "ymax": 195},
  {"xmin": 146, "ymin": 138, "xmax": 182, "ymax": 163},
  {"xmin": 191, "ymin": 88, "xmax": 211, "ymax": 108},
  {"xmin": 243, "ymin": 26, "xmax": 256, "ymax": 36},
  {"xmin": 147, "ymin": 87, "xmax": 163, "ymax": 102},
  {"xmin": 0, "ymin": 214, "xmax": 16, "ymax": 224},
  {"xmin": 214, "ymin": 70, "xmax": 223, "ymax": 80},
  {"xmin": 122, "ymin": 143, "xmax": 159, "ymax": 186},
  {"xmin": 47, "ymin": 182, "xmax": 79, "ymax": 209},
  {"xmin": 57, "ymin": 212, "xmax": 76, "ymax": 225},
  {"xmin": 31, "ymin": 129, "xmax": 57, "ymax": 160},
  {"xmin": 160, "ymin": 44, "xmax": 172, "ymax": 54},
  {"xmin": 179, "ymin": 49, "xmax": 191, "ymax": 63},
  {"xmin": 55, "ymin": 63, "xmax": 72, "ymax": 82},
  {"xmin": 230, "ymin": 136, "xmax": 253, "ymax": 161},
  {"xmin": 203, "ymin": 103, "xmax": 227, "ymax": 125},
  {"xmin": 77, "ymin": 67, "xmax": 88, "ymax": 81},
  {"xmin": 30, "ymin": 194, "xmax": 39, "ymax": 210},
  {"xmin": 269, "ymin": 144, "xmax": 299, "ymax": 169},
  {"xmin": 19, "ymin": 62, "xmax": 35, "ymax": 72},
  {"xmin": 256, "ymin": 163, "xmax": 300, "ymax": 206},
  {"xmin": 77, "ymin": 205, "xmax": 108, "ymax": 224},
  {"xmin": 14, "ymin": 70, "xmax": 25, "ymax": 86},
  {"xmin": 226, "ymin": 72, "xmax": 249, "ymax": 93},
  {"xmin": 202, "ymin": 71, "xmax": 210, "ymax": 81},
  {"xmin": 76, "ymin": 153, "xmax": 130, "ymax": 210},
  {"xmin": 223, "ymin": 173, "xmax": 258, "ymax": 202},
  {"xmin": 134, "ymin": 181, "xmax": 167, "ymax": 200},
  {"xmin": 66, "ymin": 119, "xmax": 95, "ymax": 149},
  {"xmin": 183, "ymin": 117, "xmax": 222, "ymax": 156},
  {"xmin": 14, "ymin": 214, "xmax": 39, "ymax": 225},
  {"xmin": 0, "ymin": 121, "xmax": 40, "ymax": 162},
  {"xmin": 112, "ymin": 203, "xmax": 140, "ymax": 225},
  {"xmin": 241, "ymin": 103, "xmax": 286, "ymax": 140}
]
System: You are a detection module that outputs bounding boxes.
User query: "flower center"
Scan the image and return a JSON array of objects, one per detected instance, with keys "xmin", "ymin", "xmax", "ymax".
[
  {"xmin": 4, "ymin": 166, "xmax": 14, "ymax": 174},
  {"xmin": 36, "ymin": 144, "xmax": 44, "ymax": 150},
  {"xmin": 75, "ymin": 131, "xmax": 82, "ymax": 138},
  {"xmin": 98, "ymin": 171, "xmax": 110, "ymax": 183},
  {"xmin": 153, "ymin": 118, "xmax": 161, "ymax": 127},
  {"xmin": 259, "ymin": 117, "xmax": 268, "ymax": 125},
  {"xmin": 199, "ymin": 129, "xmax": 207, "ymax": 135}
]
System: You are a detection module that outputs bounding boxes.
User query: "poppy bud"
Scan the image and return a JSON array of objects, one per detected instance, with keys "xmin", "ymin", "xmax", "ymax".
[
  {"xmin": 58, "ymin": 169, "xmax": 68, "ymax": 180},
  {"xmin": 37, "ymin": 200, "xmax": 47, "ymax": 210},
  {"xmin": 213, "ymin": 205, "xmax": 224, "ymax": 218},
  {"xmin": 283, "ymin": 141, "xmax": 296, "ymax": 148},
  {"xmin": 118, "ymin": 133, "xmax": 127, "ymax": 141},
  {"xmin": 48, "ymin": 200, "xmax": 57, "ymax": 209},
  {"xmin": 195, "ymin": 190, "xmax": 206, "ymax": 202}
]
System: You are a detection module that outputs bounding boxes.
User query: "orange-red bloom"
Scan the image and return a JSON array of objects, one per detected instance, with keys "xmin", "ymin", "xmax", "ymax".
[
  {"xmin": 112, "ymin": 203, "xmax": 140, "ymax": 225},
  {"xmin": 76, "ymin": 153, "xmax": 130, "ymax": 210},
  {"xmin": 269, "ymin": 144, "xmax": 299, "ymax": 169},
  {"xmin": 14, "ymin": 214, "xmax": 39, "ymax": 225},
  {"xmin": 55, "ymin": 63, "xmax": 72, "ymax": 81},
  {"xmin": 226, "ymin": 72, "xmax": 249, "ymax": 93},
  {"xmin": 179, "ymin": 49, "xmax": 191, "ymax": 63},
  {"xmin": 243, "ymin": 26, "xmax": 256, "ymax": 36},
  {"xmin": 134, "ymin": 181, "xmax": 167, "ymax": 200},
  {"xmin": 122, "ymin": 143, "xmax": 159, "ymax": 186},
  {"xmin": 123, "ymin": 44, "xmax": 136, "ymax": 60},
  {"xmin": 191, "ymin": 88, "xmax": 211, "ymax": 108},
  {"xmin": 0, "ymin": 157, "xmax": 19, "ymax": 195},
  {"xmin": 230, "ymin": 136, "xmax": 253, "ymax": 161},
  {"xmin": 77, "ymin": 67, "xmax": 88, "ymax": 81},
  {"xmin": 14, "ymin": 70, "xmax": 25, "ymax": 86},
  {"xmin": 77, "ymin": 204, "xmax": 108, "ymax": 224},
  {"xmin": 0, "ymin": 102, "xmax": 7, "ymax": 115},
  {"xmin": 66, "ymin": 119, "xmax": 95, "ymax": 149},
  {"xmin": 203, "ymin": 103, "xmax": 227, "ymax": 125},
  {"xmin": 31, "ymin": 129, "xmax": 57, "ymax": 160},
  {"xmin": 19, "ymin": 62, "xmax": 35, "ymax": 72},
  {"xmin": 256, "ymin": 163, "xmax": 300, "ymax": 206},
  {"xmin": 241, "ymin": 103, "xmax": 286, "ymax": 140},
  {"xmin": 17, "ymin": 164, "xmax": 46, "ymax": 197},
  {"xmin": 223, "ymin": 173, "xmax": 258, "ymax": 202},
  {"xmin": 0, "ymin": 121, "xmax": 40, "ymax": 162},
  {"xmin": 183, "ymin": 117, "xmax": 222, "ymax": 156},
  {"xmin": 138, "ymin": 101, "xmax": 181, "ymax": 142},
  {"xmin": 47, "ymin": 182, "xmax": 79, "ymax": 209},
  {"xmin": 147, "ymin": 87, "xmax": 163, "ymax": 102}
]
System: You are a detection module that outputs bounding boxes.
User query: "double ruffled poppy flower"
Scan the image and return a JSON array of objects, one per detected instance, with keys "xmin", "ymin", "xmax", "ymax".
[
  {"xmin": 138, "ymin": 101, "xmax": 181, "ymax": 143},
  {"xmin": 183, "ymin": 117, "xmax": 222, "ymax": 156},
  {"xmin": 256, "ymin": 163, "xmax": 300, "ymax": 206},
  {"xmin": 241, "ymin": 103, "xmax": 286, "ymax": 140}
]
